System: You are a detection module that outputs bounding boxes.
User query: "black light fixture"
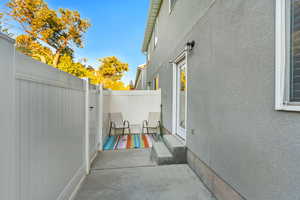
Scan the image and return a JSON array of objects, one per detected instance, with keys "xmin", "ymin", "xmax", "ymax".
[{"xmin": 186, "ymin": 40, "xmax": 195, "ymax": 52}]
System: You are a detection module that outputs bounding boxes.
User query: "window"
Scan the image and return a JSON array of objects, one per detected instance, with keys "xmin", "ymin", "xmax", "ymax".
[
  {"xmin": 147, "ymin": 51, "xmax": 150, "ymax": 62},
  {"xmin": 154, "ymin": 75, "xmax": 159, "ymax": 90},
  {"xmin": 154, "ymin": 19, "xmax": 158, "ymax": 48},
  {"xmin": 289, "ymin": 0, "xmax": 300, "ymax": 101},
  {"xmin": 276, "ymin": 0, "xmax": 300, "ymax": 111},
  {"xmin": 169, "ymin": 0, "xmax": 177, "ymax": 13},
  {"xmin": 154, "ymin": 35, "xmax": 158, "ymax": 48}
]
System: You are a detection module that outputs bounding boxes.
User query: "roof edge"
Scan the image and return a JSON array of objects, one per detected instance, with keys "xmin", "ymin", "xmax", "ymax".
[{"xmin": 141, "ymin": 0, "xmax": 162, "ymax": 53}]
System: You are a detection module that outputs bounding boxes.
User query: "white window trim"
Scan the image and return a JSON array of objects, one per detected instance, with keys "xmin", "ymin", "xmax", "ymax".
[{"xmin": 275, "ymin": 0, "xmax": 300, "ymax": 111}]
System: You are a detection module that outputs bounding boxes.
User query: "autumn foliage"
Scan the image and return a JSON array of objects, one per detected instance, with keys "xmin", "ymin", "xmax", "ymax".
[
  {"xmin": 87, "ymin": 56, "xmax": 129, "ymax": 90},
  {"xmin": 7, "ymin": 0, "xmax": 90, "ymax": 66},
  {"xmin": 3, "ymin": 0, "xmax": 130, "ymax": 90}
]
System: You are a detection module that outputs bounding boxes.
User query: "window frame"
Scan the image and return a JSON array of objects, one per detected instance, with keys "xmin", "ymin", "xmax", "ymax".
[{"xmin": 276, "ymin": 0, "xmax": 300, "ymax": 111}]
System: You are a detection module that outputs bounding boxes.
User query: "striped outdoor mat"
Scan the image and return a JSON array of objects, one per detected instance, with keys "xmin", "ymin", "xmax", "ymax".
[{"xmin": 103, "ymin": 134, "xmax": 155, "ymax": 151}]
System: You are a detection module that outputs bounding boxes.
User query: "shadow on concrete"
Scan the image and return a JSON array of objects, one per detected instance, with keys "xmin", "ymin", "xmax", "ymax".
[{"xmin": 75, "ymin": 149, "xmax": 215, "ymax": 200}]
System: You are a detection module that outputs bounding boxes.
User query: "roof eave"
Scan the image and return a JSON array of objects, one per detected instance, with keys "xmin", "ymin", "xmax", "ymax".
[{"xmin": 141, "ymin": 0, "xmax": 162, "ymax": 53}]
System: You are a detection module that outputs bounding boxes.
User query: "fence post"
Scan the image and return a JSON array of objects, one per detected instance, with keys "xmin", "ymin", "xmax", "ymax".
[
  {"xmin": 84, "ymin": 78, "xmax": 90, "ymax": 174},
  {"xmin": 0, "ymin": 34, "xmax": 16, "ymax": 200},
  {"xmin": 98, "ymin": 85, "xmax": 103, "ymax": 151}
]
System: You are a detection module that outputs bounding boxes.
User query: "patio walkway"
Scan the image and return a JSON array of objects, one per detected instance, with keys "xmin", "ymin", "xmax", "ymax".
[{"xmin": 74, "ymin": 149, "xmax": 215, "ymax": 200}]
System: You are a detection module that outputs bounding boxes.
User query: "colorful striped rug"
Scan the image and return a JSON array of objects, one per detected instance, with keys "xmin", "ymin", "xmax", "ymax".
[{"xmin": 103, "ymin": 134, "xmax": 155, "ymax": 151}]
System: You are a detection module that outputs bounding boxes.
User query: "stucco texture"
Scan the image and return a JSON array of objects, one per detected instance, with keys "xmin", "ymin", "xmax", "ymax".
[{"xmin": 145, "ymin": 0, "xmax": 300, "ymax": 199}]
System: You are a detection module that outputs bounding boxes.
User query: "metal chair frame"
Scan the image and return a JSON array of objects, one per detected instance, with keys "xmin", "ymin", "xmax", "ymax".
[
  {"xmin": 109, "ymin": 119, "xmax": 131, "ymax": 136},
  {"xmin": 142, "ymin": 120, "xmax": 161, "ymax": 134}
]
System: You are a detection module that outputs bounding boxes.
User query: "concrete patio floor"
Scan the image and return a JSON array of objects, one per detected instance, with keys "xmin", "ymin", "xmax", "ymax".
[
  {"xmin": 75, "ymin": 149, "xmax": 215, "ymax": 200},
  {"xmin": 91, "ymin": 149, "xmax": 156, "ymax": 170}
]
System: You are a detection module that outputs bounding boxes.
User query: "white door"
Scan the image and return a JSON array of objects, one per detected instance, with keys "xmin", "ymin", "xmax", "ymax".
[{"xmin": 176, "ymin": 58, "xmax": 187, "ymax": 140}]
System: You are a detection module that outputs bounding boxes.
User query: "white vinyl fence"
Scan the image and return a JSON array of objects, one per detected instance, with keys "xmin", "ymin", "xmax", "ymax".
[{"xmin": 0, "ymin": 33, "xmax": 102, "ymax": 200}]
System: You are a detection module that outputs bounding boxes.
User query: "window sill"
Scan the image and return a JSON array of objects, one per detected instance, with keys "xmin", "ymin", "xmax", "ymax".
[{"xmin": 276, "ymin": 104, "xmax": 300, "ymax": 112}]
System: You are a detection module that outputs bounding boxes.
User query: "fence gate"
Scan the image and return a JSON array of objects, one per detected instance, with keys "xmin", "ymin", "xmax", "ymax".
[{"xmin": 88, "ymin": 84, "xmax": 99, "ymax": 160}]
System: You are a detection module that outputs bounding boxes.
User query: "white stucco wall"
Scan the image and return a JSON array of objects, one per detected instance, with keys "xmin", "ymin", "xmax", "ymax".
[
  {"xmin": 106, "ymin": 90, "xmax": 161, "ymax": 124},
  {"xmin": 101, "ymin": 90, "xmax": 161, "ymax": 138},
  {"xmin": 145, "ymin": 0, "xmax": 300, "ymax": 199}
]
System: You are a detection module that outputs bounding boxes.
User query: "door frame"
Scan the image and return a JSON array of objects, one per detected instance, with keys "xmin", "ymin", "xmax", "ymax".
[{"xmin": 172, "ymin": 50, "xmax": 188, "ymax": 142}]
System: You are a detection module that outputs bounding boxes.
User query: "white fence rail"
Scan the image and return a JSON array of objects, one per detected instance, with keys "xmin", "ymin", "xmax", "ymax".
[{"xmin": 0, "ymin": 34, "xmax": 102, "ymax": 200}]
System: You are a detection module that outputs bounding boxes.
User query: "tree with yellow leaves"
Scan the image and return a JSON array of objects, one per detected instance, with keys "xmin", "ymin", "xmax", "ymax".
[
  {"xmin": 6, "ymin": 0, "xmax": 90, "ymax": 67},
  {"xmin": 4, "ymin": 1, "xmax": 129, "ymax": 90},
  {"xmin": 56, "ymin": 54, "xmax": 87, "ymax": 78},
  {"xmin": 88, "ymin": 56, "xmax": 130, "ymax": 90},
  {"xmin": 0, "ymin": 12, "xmax": 6, "ymax": 32}
]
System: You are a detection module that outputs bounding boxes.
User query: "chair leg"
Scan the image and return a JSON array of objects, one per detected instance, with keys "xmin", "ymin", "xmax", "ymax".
[
  {"xmin": 122, "ymin": 128, "xmax": 125, "ymax": 135},
  {"xmin": 109, "ymin": 124, "xmax": 112, "ymax": 136},
  {"xmin": 147, "ymin": 127, "xmax": 149, "ymax": 134}
]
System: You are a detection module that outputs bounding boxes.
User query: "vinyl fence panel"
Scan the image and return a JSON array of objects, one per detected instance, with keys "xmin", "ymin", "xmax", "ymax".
[{"xmin": 0, "ymin": 34, "xmax": 102, "ymax": 200}]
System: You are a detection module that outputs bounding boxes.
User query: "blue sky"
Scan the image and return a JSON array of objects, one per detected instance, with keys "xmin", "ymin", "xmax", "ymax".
[{"xmin": 1, "ymin": 0, "xmax": 149, "ymax": 84}]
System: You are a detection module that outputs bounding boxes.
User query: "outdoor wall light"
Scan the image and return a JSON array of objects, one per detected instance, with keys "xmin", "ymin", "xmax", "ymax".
[
  {"xmin": 186, "ymin": 40, "xmax": 195, "ymax": 52},
  {"xmin": 168, "ymin": 40, "xmax": 196, "ymax": 64}
]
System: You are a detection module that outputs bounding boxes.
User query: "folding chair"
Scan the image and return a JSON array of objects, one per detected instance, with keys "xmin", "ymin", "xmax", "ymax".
[
  {"xmin": 142, "ymin": 112, "xmax": 161, "ymax": 134},
  {"xmin": 109, "ymin": 112, "xmax": 131, "ymax": 136}
]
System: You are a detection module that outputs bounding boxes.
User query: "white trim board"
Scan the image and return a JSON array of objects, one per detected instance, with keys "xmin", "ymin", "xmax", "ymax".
[
  {"xmin": 56, "ymin": 165, "xmax": 86, "ymax": 200},
  {"xmin": 172, "ymin": 62, "xmax": 177, "ymax": 135},
  {"xmin": 275, "ymin": 0, "xmax": 287, "ymax": 110}
]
